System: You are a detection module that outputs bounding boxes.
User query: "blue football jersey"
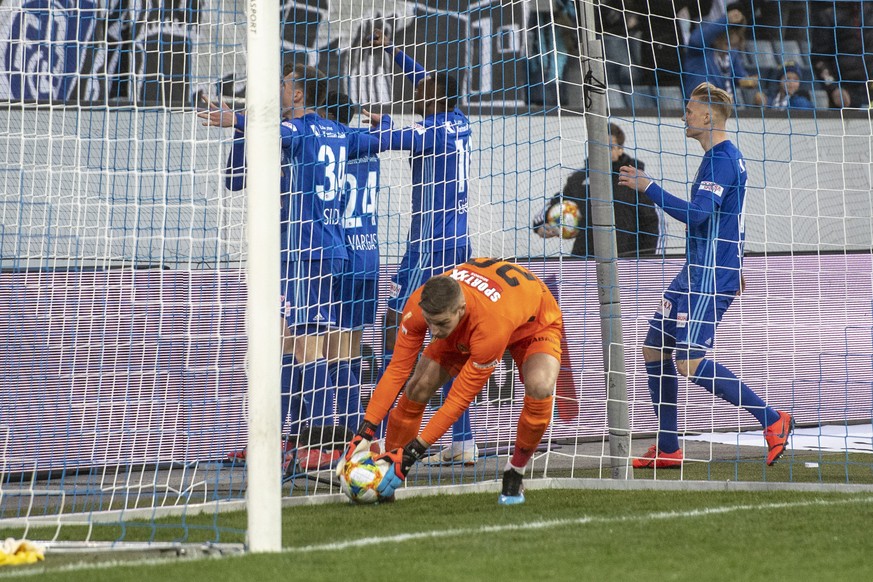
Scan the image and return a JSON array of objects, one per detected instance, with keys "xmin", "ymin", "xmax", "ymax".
[
  {"xmin": 373, "ymin": 109, "xmax": 471, "ymax": 254},
  {"xmin": 341, "ymin": 128, "xmax": 380, "ymax": 279},
  {"xmin": 282, "ymin": 113, "xmax": 378, "ymax": 261},
  {"xmin": 669, "ymin": 140, "xmax": 747, "ymax": 295}
]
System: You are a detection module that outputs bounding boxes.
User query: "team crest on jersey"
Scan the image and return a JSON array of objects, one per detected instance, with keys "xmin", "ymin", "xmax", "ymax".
[
  {"xmin": 448, "ymin": 269, "xmax": 503, "ymax": 302},
  {"xmin": 412, "ymin": 123, "xmax": 426, "ymax": 135},
  {"xmin": 676, "ymin": 313, "xmax": 688, "ymax": 328},
  {"xmin": 456, "ymin": 343, "xmax": 470, "ymax": 354},
  {"xmin": 699, "ymin": 181, "xmax": 724, "ymax": 197}
]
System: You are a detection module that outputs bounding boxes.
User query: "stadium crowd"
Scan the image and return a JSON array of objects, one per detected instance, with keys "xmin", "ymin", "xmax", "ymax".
[{"xmin": 570, "ymin": 0, "xmax": 873, "ymax": 110}]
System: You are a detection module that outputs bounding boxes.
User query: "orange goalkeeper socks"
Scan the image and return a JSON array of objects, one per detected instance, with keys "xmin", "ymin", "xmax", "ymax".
[
  {"xmin": 511, "ymin": 395, "xmax": 554, "ymax": 468},
  {"xmin": 385, "ymin": 394, "xmax": 426, "ymax": 451}
]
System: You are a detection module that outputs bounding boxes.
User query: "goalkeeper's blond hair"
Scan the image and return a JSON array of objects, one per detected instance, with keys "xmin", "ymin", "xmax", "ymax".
[{"xmin": 690, "ymin": 83, "xmax": 733, "ymax": 122}]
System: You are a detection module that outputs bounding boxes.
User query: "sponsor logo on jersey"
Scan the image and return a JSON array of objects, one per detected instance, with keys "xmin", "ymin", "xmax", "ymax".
[
  {"xmin": 471, "ymin": 359, "xmax": 499, "ymax": 370},
  {"xmin": 448, "ymin": 268, "xmax": 503, "ymax": 302},
  {"xmin": 403, "ymin": 311, "xmax": 413, "ymax": 321},
  {"xmin": 400, "ymin": 324, "xmax": 409, "ymax": 335},
  {"xmin": 389, "ymin": 281, "xmax": 402, "ymax": 298},
  {"xmin": 699, "ymin": 181, "xmax": 724, "ymax": 197},
  {"xmin": 657, "ymin": 298, "xmax": 672, "ymax": 316},
  {"xmin": 412, "ymin": 123, "xmax": 426, "ymax": 135},
  {"xmin": 676, "ymin": 312, "xmax": 688, "ymax": 328}
]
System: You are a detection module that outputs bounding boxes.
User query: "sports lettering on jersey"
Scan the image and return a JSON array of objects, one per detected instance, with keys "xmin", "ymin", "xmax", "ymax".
[{"xmin": 448, "ymin": 268, "xmax": 503, "ymax": 302}]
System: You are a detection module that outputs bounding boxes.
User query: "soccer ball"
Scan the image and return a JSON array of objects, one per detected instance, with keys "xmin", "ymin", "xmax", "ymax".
[
  {"xmin": 339, "ymin": 452, "xmax": 387, "ymax": 504},
  {"xmin": 546, "ymin": 200, "xmax": 581, "ymax": 239}
]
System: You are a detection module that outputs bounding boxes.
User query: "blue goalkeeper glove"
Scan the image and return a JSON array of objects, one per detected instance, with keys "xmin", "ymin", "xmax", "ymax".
[
  {"xmin": 375, "ymin": 439, "xmax": 429, "ymax": 498},
  {"xmin": 335, "ymin": 421, "xmax": 378, "ymax": 478}
]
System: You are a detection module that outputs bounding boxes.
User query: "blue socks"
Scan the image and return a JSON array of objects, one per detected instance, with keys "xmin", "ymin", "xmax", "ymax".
[
  {"xmin": 691, "ymin": 359, "xmax": 779, "ymax": 427},
  {"xmin": 299, "ymin": 358, "xmax": 336, "ymax": 423},
  {"xmin": 330, "ymin": 359, "xmax": 363, "ymax": 430},
  {"xmin": 281, "ymin": 354, "xmax": 303, "ymax": 437},
  {"xmin": 645, "ymin": 359, "xmax": 680, "ymax": 453}
]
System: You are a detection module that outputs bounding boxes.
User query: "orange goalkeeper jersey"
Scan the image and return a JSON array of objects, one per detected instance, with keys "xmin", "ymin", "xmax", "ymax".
[{"xmin": 364, "ymin": 258, "xmax": 563, "ymax": 442}]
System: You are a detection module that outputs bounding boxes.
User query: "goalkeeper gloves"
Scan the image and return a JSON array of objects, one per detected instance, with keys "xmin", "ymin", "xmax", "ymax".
[
  {"xmin": 335, "ymin": 420, "xmax": 378, "ymax": 478},
  {"xmin": 375, "ymin": 439, "xmax": 429, "ymax": 498}
]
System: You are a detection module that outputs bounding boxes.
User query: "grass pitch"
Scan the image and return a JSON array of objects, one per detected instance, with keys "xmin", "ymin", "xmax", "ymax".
[{"xmin": 4, "ymin": 487, "xmax": 872, "ymax": 581}]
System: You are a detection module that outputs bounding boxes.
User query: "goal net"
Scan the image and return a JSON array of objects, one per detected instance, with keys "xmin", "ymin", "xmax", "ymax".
[{"xmin": 0, "ymin": 0, "xmax": 871, "ymax": 555}]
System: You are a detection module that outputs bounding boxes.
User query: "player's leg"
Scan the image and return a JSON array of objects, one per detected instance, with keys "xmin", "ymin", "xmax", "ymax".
[
  {"xmin": 382, "ymin": 249, "xmax": 414, "ymax": 380},
  {"xmin": 328, "ymin": 275, "xmax": 374, "ymax": 431},
  {"xmin": 500, "ymin": 328, "xmax": 562, "ymax": 506},
  {"xmin": 384, "ymin": 355, "xmax": 451, "ymax": 451},
  {"xmin": 635, "ymin": 291, "xmax": 683, "ymax": 468},
  {"xmin": 677, "ymin": 293, "xmax": 792, "ymax": 465},
  {"xmin": 326, "ymin": 329, "xmax": 360, "ymax": 428},
  {"xmin": 287, "ymin": 259, "xmax": 346, "ymax": 470}
]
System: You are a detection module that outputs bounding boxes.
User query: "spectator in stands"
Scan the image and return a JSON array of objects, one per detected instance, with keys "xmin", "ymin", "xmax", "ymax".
[
  {"xmin": 810, "ymin": 1, "xmax": 873, "ymax": 109},
  {"xmin": 681, "ymin": 7, "xmax": 764, "ymax": 104},
  {"xmin": 526, "ymin": 0, "xmax": 581, "ymax": 106},
  {"xmin": 726, "ymin": 0, "xmax": 785, "ymax": 41},
  {"xmin": 760, "ymin": 61, "xmax": 815, "ymax": 110},
  {"xmin": 533, "ymin": 123, "xmax": 663, "ymax": 258},
  {"xmin": 622, "ymin": 0, "xmax": 713, "ymax": 89}
]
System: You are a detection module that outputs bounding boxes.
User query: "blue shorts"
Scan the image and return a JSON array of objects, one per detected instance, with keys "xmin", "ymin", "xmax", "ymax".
[
  {"xmin": 644, "ymin": 290, "xmax": 734, "ymax": 359},
  {"xmin": 281, "ymin": 258, "xmax": 344, "ymax": 335},
  {"xmin": 387, "ymin": 245, "xmax": 471, "ymax": 312},
  {"xmin": 333, "ymin": 275, "xmax": 378, "ymax": 331}
]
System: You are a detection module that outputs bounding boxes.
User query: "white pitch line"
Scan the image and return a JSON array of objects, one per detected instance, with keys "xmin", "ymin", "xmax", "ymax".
[
  {"xmin": 285, "ymin": 495, "xmax": 873, "ymax": 553},
  {"xmin": 3, "ymin": 495, "xmax": 872, "ymax": 579}
]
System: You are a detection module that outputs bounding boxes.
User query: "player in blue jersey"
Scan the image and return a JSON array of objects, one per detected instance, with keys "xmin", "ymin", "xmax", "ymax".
[
  {"xmin": 200, "ymin": 64, "xmax": 379, "ymax": 472},
  {"xmin": 322, "ymin": 91, "xmax": 381, "ymax": 438},
  {"xmin": 617, "ymin": 82, "xmax": 794, "ymax": 468},
  {"xmin": 362, "ymin": 29, "xmax": 478, "ymax": 465}
]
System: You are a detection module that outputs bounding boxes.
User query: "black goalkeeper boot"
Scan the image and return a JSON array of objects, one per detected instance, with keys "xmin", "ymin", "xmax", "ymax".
[{"xmin": 498, "ymin": 468, "xmax": 525, "ymax": 506}]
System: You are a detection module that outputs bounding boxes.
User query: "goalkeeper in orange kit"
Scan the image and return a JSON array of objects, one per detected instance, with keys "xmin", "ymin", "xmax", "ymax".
[{"xmin": 337, "ymin": 258, "xmax": 564, "ymax": 505}]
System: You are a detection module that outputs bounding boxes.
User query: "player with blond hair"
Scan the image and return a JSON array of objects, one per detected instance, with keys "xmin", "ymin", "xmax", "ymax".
[
  {"xmin": 618, "ymin": 82, "xmax": 793, "ymax": 468},
  {"xmin": 338, "ymin": 258, "xmax": 563, "ymax": 505}
]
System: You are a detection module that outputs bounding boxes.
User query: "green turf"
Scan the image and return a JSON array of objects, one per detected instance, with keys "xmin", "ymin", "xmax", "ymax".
[
  {"xmin": 566, "ymin": 451, "xmax": 873, "ymax": 483},
  {"xmin": 5, "ymin": 488, "xmax": 872, "ymax": 581}
]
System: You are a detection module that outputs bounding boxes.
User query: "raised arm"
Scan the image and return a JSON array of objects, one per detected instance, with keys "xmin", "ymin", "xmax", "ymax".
[
  {"xmin": 642, "ymin": 181, "xmax": 717, "ymax": 226},
  {"xmin": 225, "ymin": 113, "xmax": 247, "ymax": 191},
  {"xmin": 372, "ymin": 28, "xmax": 428, "ymax": 87},
  {"xmin": 362, "ymin": 110, "xmax": 431, "ymax": 152},
  {"xmin": 617, "ymin": 165, "xmax": 717, "ymax": 226}
]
